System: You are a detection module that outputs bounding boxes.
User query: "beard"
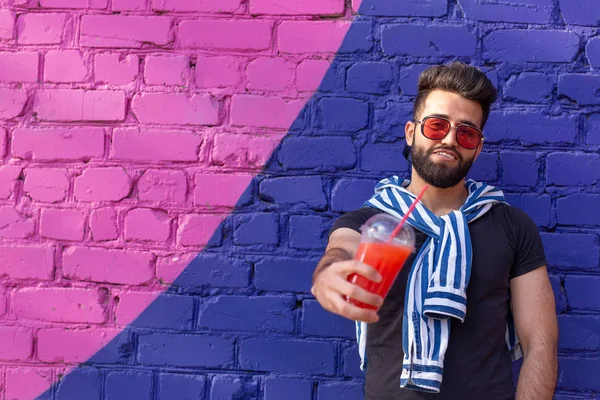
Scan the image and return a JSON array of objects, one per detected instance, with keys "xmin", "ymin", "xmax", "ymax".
[{"xmin": 410, "ymin": 142, "xmax": 474, "ymax": 189}]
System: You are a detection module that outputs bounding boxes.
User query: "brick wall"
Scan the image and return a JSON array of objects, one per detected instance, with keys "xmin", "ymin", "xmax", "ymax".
[{"xmin": 0, "ymin": 0, "xmax": 598, "ymax": 399}]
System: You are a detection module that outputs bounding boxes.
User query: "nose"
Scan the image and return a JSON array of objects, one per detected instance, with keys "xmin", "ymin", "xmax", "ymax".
[{"xmin": 440, "ymin": 124, "xmax": 459, "ymax": 147}]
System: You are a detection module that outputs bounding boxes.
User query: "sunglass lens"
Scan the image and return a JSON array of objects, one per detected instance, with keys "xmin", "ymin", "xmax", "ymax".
[
  {"xmin": 423, "ymin": 117, "xmax": 450, "ymax": 139},
  {"xmin": 457, "ymin": 126, "xmax": 482, "ymax": 149}
]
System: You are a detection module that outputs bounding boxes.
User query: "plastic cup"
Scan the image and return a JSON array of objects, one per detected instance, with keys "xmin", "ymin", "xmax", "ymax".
[{"xmin": 347, "ymin": 213, "xmax": 416, "ymax": 310}]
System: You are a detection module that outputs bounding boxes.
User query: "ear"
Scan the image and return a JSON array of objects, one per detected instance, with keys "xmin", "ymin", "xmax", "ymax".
[
  {"xmin": 473, "ymin": 140, "xmax": 484, "ymax": 162},
  {"xmin": 405, "ymin": 121, "xmax": 416, "ymax": 147}
]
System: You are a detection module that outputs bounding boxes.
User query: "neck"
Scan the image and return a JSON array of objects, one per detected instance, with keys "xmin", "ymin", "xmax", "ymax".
[{"xmin": 406, "ymin": 170, "xmax": 468, "ymax": 216}]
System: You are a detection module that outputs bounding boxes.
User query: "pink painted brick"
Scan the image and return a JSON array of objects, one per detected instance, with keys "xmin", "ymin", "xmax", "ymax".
[
  {"xmin": 0, "ymin": 285, "xmax": 5, "ymax": 317},
  {"xmin": 113, "ymin": 0, "xmax": 146, "ymax": 11},
  {"xmin": 212, "ymin": 133, "xmax": 282, "ymax": 169},
  {"xmin": 195, "ymin": 56, "xmax": 241, "ymax": 88},
  {"xmin": 251, "ymin": 0, "xmax": 344, "ymax": 15},
  {"xmin": 278, "ymin": 21, "xmax": 352, "ymax": 53},
  {"xmin": 37, "ymin": 328, "xmax": 119, "ymax": 363},
  {"xmin": 297, "ymin": 59, "xmax": 331, "ymax": 92},
  {"xmin": 0, "ymin": 128, "xmax": 5, "ymax": 157},
  {"xmin": 44, "ymin": 50, "xmax": 87, "ymax": 83},
  {"xmin": 74, "ymin": 167, "xmax": 131, "ymax": 202},
  {"xmin": 138, "ymin": 169, "xmax": 187, "ymax": 204},
  {"xmin": 124, "ymin": 208, "xmax": 171, "ymax": 242},
  {"xmin": 62, "ymin": 246, "xmax": 154, "ymax": 285},
  {"xmin": 230, "ymin": 95, "xmax": 304, "ymax": 129},
  {"xmin": 131, "ymin": 93, "xmax": 219, "ymax": 125},
  {"xmin": 144, "ymin": 54, "xmax": 188, "ymax": 86},
  {"xmin": 0, "ymin": 88, "xmax": 28, "ymax": 120},
  {"xmin": 112, "ymin": 128, "xmax": 201, "ymax": 162},
  {"xmin": 0, "ymin": 327, "xmax": 33, "ymax": 361},
  {"xmin": 178, "ymin": 214, "xmax": 225, "ymax": 246},
  {"xmin": 12, "ymin": 127, "xmax": 105, "ymax": 161},
  {"xmin": 5, "ymin": 368, "xmax": 54, "ymax": 400},
  {"xmin": 11, "ymin": 287, "xmax": 106, "ymax": 323},
  {"xmin": 81, "ymin": 15, "xmax": 172, "ymax": 48},
  {"xmin": 17, "ymin": 13, "xmax": 67, "ymax": 45},
  {"xmin": 156, "ymin": 252, "xmax": 196, "ymax": 284},
  {"xmin": 115, "ymin": 291, "xmax": 159, "ymax": 325},
  {"xmin": 40, "ymin": 0, "xmax": 108, "ymax": 8},
  {"xmin": 23, "ymin": 168, "xmax": 69, "ymax": 203},
  {"xmin": 246, "ymin": 57, "xmax": 293, "ymax": 91},
  {"xmin": 151, "ymin": 0, "xmax": 242, "ymax": 12},
  {"xmin": 194, "ymin": 173, "xmax": 253, "ymax": 207},
  {"xmin": 40, "ymin": 208, "xmax": 85, "ymax": 241},
  {"xmin": 0, "ymin": 10, "xmax": 14, "ymax": 40},
  {"xmin": 179, "ymin": 20, "xmax": 273, "ymax": 51},
  {"xmin": 0, "ymin": 52, "xmax": 38, "ymax": 82},
  {"xmin": 0, "ymin": 245, "xmax": 54, "ymax": 280},
  {"xmin": 90, "ymin": 207, "xmax": 118, "ymax": 241},
  {"xmin": 0, "ymin": 165, "xmax": 22, "ymax": 199},
  {"xmin": 94, "ymin": 53, "xmax": 139, "ymax": 85},
  {"xmin": 33, "ymin": 89, "xmax": 126, "ymax": 122},
  {"xmin": 0, "ymin": 206, "xmax": 35, "ymax": 239}
]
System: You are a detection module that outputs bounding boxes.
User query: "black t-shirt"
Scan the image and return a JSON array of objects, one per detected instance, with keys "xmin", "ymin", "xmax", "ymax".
[{"xmin": 330, "ymin": 204, "xmax": 547, "ymax": 400}]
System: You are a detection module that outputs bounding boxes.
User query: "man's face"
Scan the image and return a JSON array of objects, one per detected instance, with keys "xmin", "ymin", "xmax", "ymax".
[{"xmin": 405, "ymin": 90, "xmax": 484, "ymax": 189}]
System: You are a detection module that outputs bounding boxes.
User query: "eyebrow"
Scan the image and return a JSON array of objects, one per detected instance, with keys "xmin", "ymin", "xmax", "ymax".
[{"xmin": 429, "ymin": 113, "xmax": 479, "ymax": 129}]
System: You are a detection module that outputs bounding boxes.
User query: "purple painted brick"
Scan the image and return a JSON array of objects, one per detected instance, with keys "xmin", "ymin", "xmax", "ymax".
[
  {"xmin": 259, "ymin": 176, "xmax": 327, "ymax": 209},
  {"xmin": 198, "ymin": 296, "xmax": 295, "ymax": 333},
  {"xmin": 158, "ymin": 374, "xmax": 206, "ymax": 400},
  {"xmin": 338, "ymin": 21, "xmax": 373, "ymax": 53},
  {"xmin": 485, "ymin": 112, "xmax": 577, "ymax": 144},
  {"xmin": 458, "ymin": 0, "xmax": 552, "ymax": 23},
  {"xmin": 557, "ymin": 194, "xmax": 600, "ymax": 226},
  {"xmin": 381, "ymin": 25, "xmax": 476, "ymax": 57},
  {"xmin": 483, "ymin": 30, "xmax": 579, "ymax": 62},
  {"xmin": 342, "ymin": 345, "xmax": 364, "ymax": 378},
  {"xmin": 467, "ymin": 152, "xmax": 498, "ymax": 182},
  {"xmin": 587, "ymin": 114, "xmax": 600, "ymax": 145},
  {"xmin": 361, "ymin": 142, "xmax": 410, "ymax": 173},
  {"xmin": 210, "ymin": 376, "xmax": 258, "ymax": 400},
  {"xmin": 278, "ymin": 137, "xmax": 356, "ymax": 171},
  {"xmin": 504, "ymin": 73, "xmax": 553, "ymax": 103},
  {"xmin": 319, "ymin": 382, "xmax": 364, "ymax": 400},
  {"xmin": 520, "ymin": 194, "xmax": 551, "ymax": 227},
  {"xmin": 128, "ymin": 294, "xmax": 195, "ymax": 331},
  {"xmin": 289, "ymin": 215, "xmax": 330, "ymax": 250},
  {"xmin": 586, "ymin": 36, "xmax": 600, "ymax": 68},
  {"xmin": 558, "ymin": 315, "xmax": 600, "ymax": 350},
  {"xmin": 347, "ymin": 62, "xmax": 393, "ymax": 94},
  {"xmin": 56, "ymin": 368, "xmax": 101, "ymax": 400},
  {"xmin": 176, "ymin": 254, "xmax": 251, "ymax": 288},
  {"xmin": 501, "ymin": 152, "xmax": 538, "ymax": 187},
  {"xmin": 138, "ymin": 334, "xmax": 234, "ymax": 368},
  {"xmin": 234, "ymin": 213, "xmax": 279, "ymax": 245},
  {"xmin": 105, "ymin": 371, "xmax": 152, "ymax": 400},
  {"xmin": 372, "ymin": 101, "xmax": 412, "ymax": 143},
  {"xmin": 264, "ymin": 378, "xmax": 312, "ymax": 400},
  {"xmin": 559, "ymin": 74, "xmax": 600, "ymax": 105},
  {"xmin": 559, "ymin": 0, "xmax": 600, "ymax": 26},
  {"xmin": 356, "ymin": 0, "xmax": 447, "ymax": 16},
  {"xmin": 316, "ymin": 97, "xmax": 369, "ymax": 132},
  {"xmin": 558, "ymin": 358, "xmax": 600, "ymax": 391},
  {"xmin": 301, "ymin": 300, "xmax": 355, "ymax": 338},
  {"xmin": 398, "ymin": 65, "xmax": 431, "ymax": 96},
  {"xmin": 331, "ymin": 179, "xmax": 378, "ymax": 212},
  {"xmin": 549, "ymin": 274, "xmax": 568, "ymax": 313},
  {"xmin": 541, "ymin": 233, "xmax": 599, "ymax": 269},
  {"xmin": 547, "ymin": 153, "xmax": 600, "ymax": 185},
  {"xmin": 564, "ymin": 275, "xmax": 600, "ymax": 311},
  {"xmin": 254, "ymin": 257, "xmax": 315, "ymax": 293},
  {"xmin": 239, "ymin": 338, "xmax": 336, "ymax": 375}
]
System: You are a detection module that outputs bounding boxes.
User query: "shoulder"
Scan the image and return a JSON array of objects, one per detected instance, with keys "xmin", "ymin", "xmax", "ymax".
[{"xmin": 329, "ymin": 207, "xmax": 384, "ymax": 236}]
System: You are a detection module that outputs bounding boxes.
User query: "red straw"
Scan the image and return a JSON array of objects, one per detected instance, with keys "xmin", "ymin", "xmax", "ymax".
[{"xmin": 389, "ymin": 185, "xmax": 429, "ymax": 242}]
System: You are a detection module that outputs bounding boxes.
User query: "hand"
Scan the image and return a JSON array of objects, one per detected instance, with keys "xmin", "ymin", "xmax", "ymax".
[{"xmin": 311, "ymin": 260, "xmax": 384, "ymax": 323}]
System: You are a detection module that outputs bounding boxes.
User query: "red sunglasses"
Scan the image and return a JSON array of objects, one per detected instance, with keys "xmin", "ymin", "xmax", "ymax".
[{"xmin": 415, "ymin": 116, "xmax": 484, "ymax": 150}]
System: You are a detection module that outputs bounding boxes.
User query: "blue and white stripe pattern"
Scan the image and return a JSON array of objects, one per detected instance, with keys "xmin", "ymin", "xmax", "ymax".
[{"xmin": 357, "ymin": 176, "xmax": 522, "ymax": 392}]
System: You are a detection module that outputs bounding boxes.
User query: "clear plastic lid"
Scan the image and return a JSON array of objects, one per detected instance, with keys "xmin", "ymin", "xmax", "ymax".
[{"xmin": 360, "ymin": 213, "xmax": 416, "ymax": 248}]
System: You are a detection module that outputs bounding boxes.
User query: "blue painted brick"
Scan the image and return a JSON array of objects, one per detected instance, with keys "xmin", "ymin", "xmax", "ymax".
[
  {"xmin": 56, "ymin": 368, "xmax": 101, "ymax": 400},
  {"xmin": 361, "ymin": 143, "xmax": 410, "ymax": 173},
  {"xmin": 558, "ymin": 315, "xmax": 600, "ymax": 350},
  {"xmin": 504, "ymin": 73, "xmax": 553, "ymax": 103},
  {"xmin": 458, "ymin": 0, "xmax": 552, "ymax": 23},
  {"xmin": 129, "ymin": 294, "xmax": 194, "ymax": 331},
  {"xmin": 520, "ymin": 194, "xmax": 552, "ymax": 227},
  {"xmin": 342, "ymin": 345, "xmax": 364, "ymax": 378},
  {"xmin": 557, "ymin": 194, "xmax": 600, "ymax": 226},
  {"xmin": 338, "ymin": 21, "xmax": 373, "ymax": 53},
  {"xmin": 547, "ymin": 153, "xmax": 600, "ymax": 185},
  {"xmin": 239, "ymin": 338, "xmax": 336, "ymax": 375},
  {"xmin": 157, "ymin": 373, "xmax": 206, "ymax": 400},
  {"xmin": 138, "ymin": 334, "xmax": 234, "ymax": 368},
  {"xmin": 564, "ymin": 276, "xmax": 600, "ymax": 311},
  {"xmin": 105, "ymin": 370, "xmax": 153, "ymax": 400},
  {"xmin": 586, "ymin": 37, "xmax": 600, "ymax": 68},
  {"xmin": 289, "ymin": 215, "xmax": 330, "ymax": 250},
  {"xmin": 398, "ymin": 65, "xmax": 430, "ymax": 96},
  {"xmin": 559, "ymin": 0, "xmax": 599, "ymax": 25},
  {"xmin": 254, "ymin": 257, "xmax": 315, "ymax": 293},
  {"xmin": 483, "ymin": 30, "xmax": 578, "ymax": 62},
  {"xmin": 357, "ymin": 0, "xmax": 447, "ymax": 16},
  {"xmin": 277, "ymin": 137, "xmax": 356, "ymax": 171},
  {"xmin": 587, "ymin": 114, "xmax": 600, "ymax": 145},
  {"xmin": 541, "ymin": 233, "xmax": 599, "ymax": 269},
  {"xmin": 501, "ymin": 152, "xmax": 538, "ymax": 187},
  {"xmin": 485, "ymin": 112, "xmax": 577, "ymax": 144},
  {"xmin": 264, "ymin": 378, "xmax": 312, "ymax": 400},
  {"xmin": 381, "ymin": 25, "xmax": 476, "ymax": 57},
  {"xmin": 89, "ymin": 329, "xmax": 135, "ymax": 364},
  {"xmin": 559, "ymin": 74, "xmax": 600, "ymax": 105},
  {"xmin": 468, "ymin": 152, "xmax": 498, "ymax": 182},
  {"xmin": 319, "ymin": 382, "xmax": 364, "ymax": 400},
  {"xmin": 302, "ymin": 300, "xmax": 355, "ymax": 339},
  {"xmin": 198, "ymin": 295, "xmax": 295, "ymax": 333},
  {"xmin": 260, "ymin": 176, "xmax": 327, "ymax": 209},
  {"xmin": 174, "ymin": 253, "xmax": 251, "ymax": 288},
  {"xmin": 347, "ymin": 62, "xmax": 393, "ymax": 94},
  {"xmin": 234, "ymin": 213, "xmax": 279, "ymax": 245},
  {"xmin": 558, "ymin": 358, "xmax": 600, "ymax": 391},
  {"xmin": 549, "ymin": 274, "xmax": 568, "ymax": 313},
  {"xmin": 316, "ymin": 98, "xmax": 369, "ymax": 132},
  {"xmin": 372, "ymin": 101, "xmax": 411, "ymax": 143},
  {"xmin": 210, "ymin": 375, "xmax": 258, "ymax": 400},
  {"xmin": 331, "ymin": 179, "xmax": 378, "ymax": 212}
]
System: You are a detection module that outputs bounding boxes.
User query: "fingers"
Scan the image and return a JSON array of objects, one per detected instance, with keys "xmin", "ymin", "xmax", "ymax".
[
  {"xmin": 330, "ymin": 277, "xmax": 383, "ymax": 309},
  {"xmin": 339, "ymin": 260, "xmax": 382, "ymax": 283},
  {"xmin": 329, "ymin": 290, "xmax": 380, "ymax": 323}
]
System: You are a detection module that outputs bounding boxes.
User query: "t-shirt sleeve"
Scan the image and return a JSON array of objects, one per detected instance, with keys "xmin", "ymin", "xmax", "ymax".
[
  {"xmin": 329, "ymin": 207, "xmax": 384, "ymax": 237},
  {"xmin": 510, "ymin": 207, "xmax": 548, "ymax": 279}
]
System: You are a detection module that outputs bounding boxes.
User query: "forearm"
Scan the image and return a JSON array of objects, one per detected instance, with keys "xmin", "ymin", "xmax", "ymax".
[
  {"xmin": 312, "ymin": 248, "xmax": 353, "ymax": 284},
  {"xmin": 515, "ymin": 345, "xmax": 558, "ymax": 400}
]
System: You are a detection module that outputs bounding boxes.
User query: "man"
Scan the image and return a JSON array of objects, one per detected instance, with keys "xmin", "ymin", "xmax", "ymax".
[{"xmin": 311, "ymin": 62, "xmax": 558, "ymax": 400}]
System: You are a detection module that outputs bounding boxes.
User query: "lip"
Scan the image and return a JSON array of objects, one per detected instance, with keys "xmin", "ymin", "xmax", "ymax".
[{"xmin": 431, "ymin": 149, "xmax": 460, "ymax": 161}]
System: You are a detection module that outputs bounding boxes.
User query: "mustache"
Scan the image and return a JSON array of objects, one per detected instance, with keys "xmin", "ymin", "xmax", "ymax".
[{"xmin": 427, "ymin": 146, "xmax": 462, "ymax": 162}]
